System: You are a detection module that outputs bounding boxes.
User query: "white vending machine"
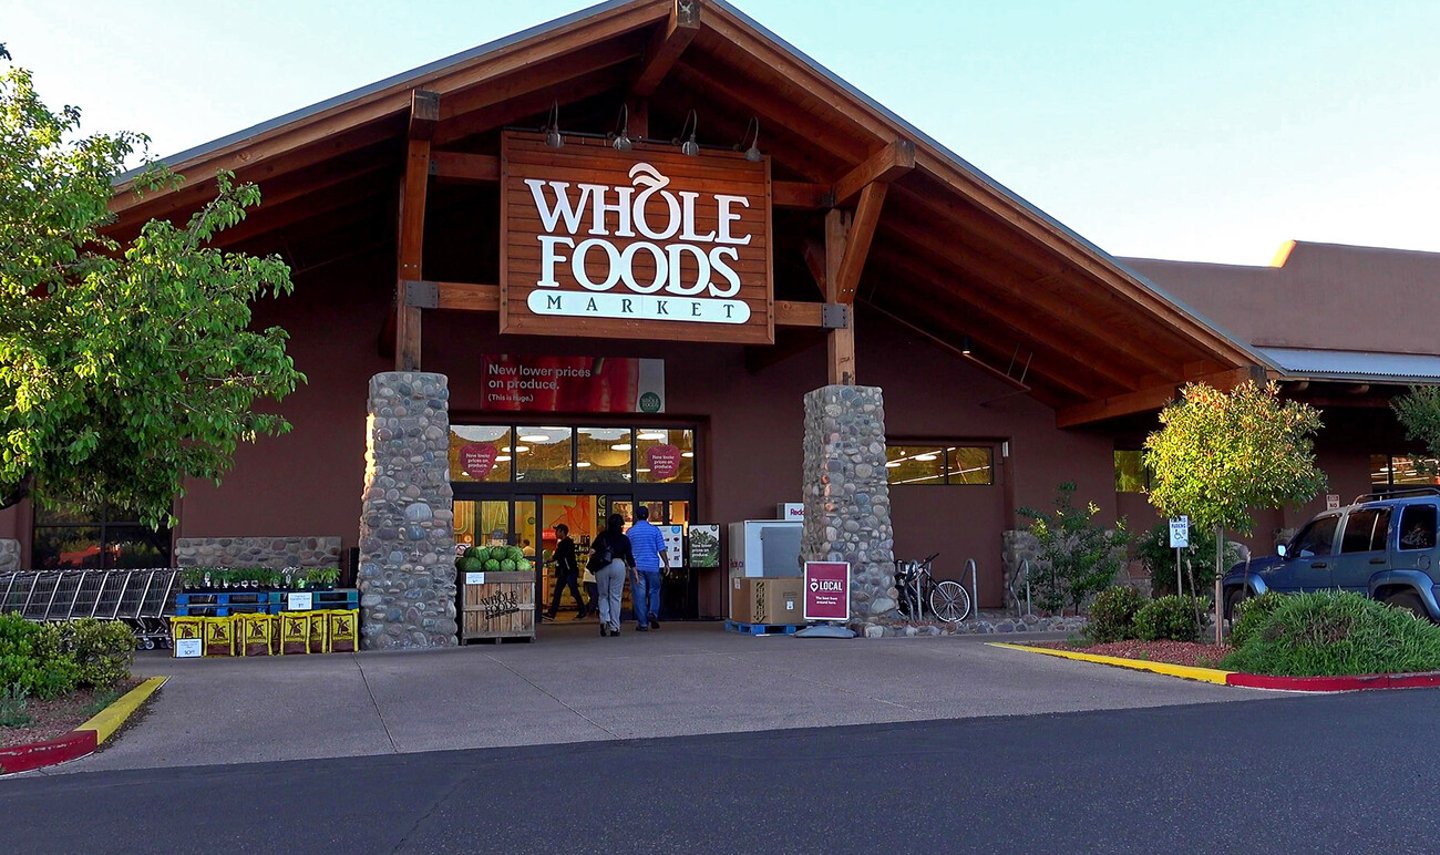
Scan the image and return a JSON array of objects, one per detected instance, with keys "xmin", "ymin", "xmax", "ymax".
[{"xmin": 727, "ymin": 520, "xmax": 803, "ymax": 578}]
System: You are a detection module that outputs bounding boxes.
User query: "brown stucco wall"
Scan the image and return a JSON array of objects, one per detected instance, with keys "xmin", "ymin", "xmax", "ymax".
[{"xmin": 1125, "ymin": 241, "xmax": 1440, "ymax": 355}]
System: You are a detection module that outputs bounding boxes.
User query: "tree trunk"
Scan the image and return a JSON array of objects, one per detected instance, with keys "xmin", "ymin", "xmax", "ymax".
[
  {"xmin": 1214, "ymin": 525, "xmax": 1224, "ymax": 644},
  {"xmin": 0, "ymin": 470, "xmax": 36, "ymax": 511}
]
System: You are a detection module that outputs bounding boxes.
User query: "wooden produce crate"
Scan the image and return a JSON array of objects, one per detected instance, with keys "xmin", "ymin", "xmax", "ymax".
[{"xmin": 462, "ymin": 571, "xmax": 536, "ymax": 643}]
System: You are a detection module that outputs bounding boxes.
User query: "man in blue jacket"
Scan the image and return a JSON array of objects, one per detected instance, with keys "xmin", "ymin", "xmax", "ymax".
[{"xmin": 627, "ymin": 506, "xmax": 668, "ymax": 632}]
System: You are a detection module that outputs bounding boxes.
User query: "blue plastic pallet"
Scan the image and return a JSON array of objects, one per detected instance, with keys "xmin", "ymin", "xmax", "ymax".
[
  {"xmin": 724, "ymin": 620, "xmax": 803, "ymax": 636},
  {"xmin": 176, "ymin": 591, "xmax": 281, "ymax": 607},
  {"xmin": 175, "ymin": 603, "xmax": 280, "ymax": 617},
  {"xmin": 277, "ymin": 591, "xmax": 359, "ymax": 611}
]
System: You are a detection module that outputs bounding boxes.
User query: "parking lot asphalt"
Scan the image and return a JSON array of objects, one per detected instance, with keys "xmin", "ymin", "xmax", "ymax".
[{"xmin": 39, "ymin": 622, "xmax": 1279, "ymax": 774}]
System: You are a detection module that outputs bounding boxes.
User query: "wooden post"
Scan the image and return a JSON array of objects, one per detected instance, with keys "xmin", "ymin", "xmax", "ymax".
[
  {"xmin": 825, "ymin": 208, "xmax": 855, "ymax": 385},
  {"xmin": 395, "ymin": 90, "xmax": 438, "ymax": 371}
]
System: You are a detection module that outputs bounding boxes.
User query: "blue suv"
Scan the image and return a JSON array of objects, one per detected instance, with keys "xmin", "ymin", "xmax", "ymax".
[{"xmin": 1222, "ymin": 489, "xmax": 1440, "ymax": 622}]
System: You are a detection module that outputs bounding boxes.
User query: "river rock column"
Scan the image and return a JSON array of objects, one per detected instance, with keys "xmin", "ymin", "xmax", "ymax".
[
  {"xmin": 801, "ymin": 385, "xmax": 896, "ymax": 634},
  {"xmin": 357, "ymin": 372, "xmax": 458, "ymax": 650}
]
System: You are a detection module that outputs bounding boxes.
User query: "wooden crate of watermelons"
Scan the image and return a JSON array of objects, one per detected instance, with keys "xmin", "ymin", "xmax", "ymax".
[{"xmin": 458, "ymin": 544, "xmax": 536, "ymax": 642}]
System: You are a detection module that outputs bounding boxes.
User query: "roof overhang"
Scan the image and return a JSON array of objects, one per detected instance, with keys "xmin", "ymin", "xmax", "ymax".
[{"xmin": 104, "ymin": 0, "xmax": 1265, "ymax": 427}]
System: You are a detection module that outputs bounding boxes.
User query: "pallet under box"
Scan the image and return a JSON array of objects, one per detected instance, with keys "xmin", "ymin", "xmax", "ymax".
[{"xmin": 461, "ymin": 571, "xmax": 536, "ymax": 643}]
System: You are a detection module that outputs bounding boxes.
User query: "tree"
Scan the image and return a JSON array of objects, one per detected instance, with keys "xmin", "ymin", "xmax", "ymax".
[
  {"xmin": 1143, "ymin": 380, "xmax": 1325, "ymax": 640},
  {"xmin": 0, "ymin": 57, "xmax": 303, "ymax": 529},
  {"xmin": 1391, "ymin": 386, "xmax": 1440, "ymax": 474},
  {"xmin": 1018, "ymin": 482, "xmax": 1131, "ymax": 615}
]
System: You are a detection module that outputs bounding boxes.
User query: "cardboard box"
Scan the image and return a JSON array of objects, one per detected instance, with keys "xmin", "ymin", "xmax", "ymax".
[{"xmin": 730, "ymin": 575, "xmax": 806, "ymax": 625}]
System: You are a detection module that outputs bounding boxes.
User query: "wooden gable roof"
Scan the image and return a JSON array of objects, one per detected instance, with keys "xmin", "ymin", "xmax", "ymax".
[{"xmin": 104, "ymin": 0, "xmax": 1268, "ymax": 426}]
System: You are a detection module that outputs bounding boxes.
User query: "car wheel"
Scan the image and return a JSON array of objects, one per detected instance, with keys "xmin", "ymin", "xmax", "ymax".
[
  {"xmin": 1224, "ymin": 587, "xmax": 1248, "ymax": 623},
  {"xmin": 1383, "ymin": 590, "xmax": 1430, "ymax": 621}
]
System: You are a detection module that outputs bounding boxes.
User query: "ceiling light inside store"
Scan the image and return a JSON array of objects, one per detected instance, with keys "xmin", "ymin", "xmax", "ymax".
[
  {"xmin": 637, "ymin": 431, "xmax": 668, "ymax": 441},
  {"xmin": 512, "ymin": 445, "xmax": 529, "ymax": 453},
  {"xmin": 611, "ymin": 443, "xmax": 632, "ymax": 451},
  {"xmin": 885, "ymin": 461, "xmax": 902, "ymax": 468},
  {"xmin": 519, "ymin": 434, "xmax": 550, "ymax": 443},
  {"xmin": 681, "ymin": 451, "xmax": 693, "ymax": 458},
  {"xmin": 494, "ymin": 455, "xmax": 512, "ymax": 463},
  {"xmin": 915, "ymin": 454, "xmax": 938, "ymax": 461},
  {"xmin": 637, "ymin": 468, "xmax": 651, "ymax": 473},
  {"xmin": 577, "ymin": 461, "xmax": 592, "ymax": 468}
]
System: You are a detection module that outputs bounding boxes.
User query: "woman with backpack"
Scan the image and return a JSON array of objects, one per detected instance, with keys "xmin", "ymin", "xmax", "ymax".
[{"xmin": 590, "ymin": 513, "xmax": 634, "ymax": 637}]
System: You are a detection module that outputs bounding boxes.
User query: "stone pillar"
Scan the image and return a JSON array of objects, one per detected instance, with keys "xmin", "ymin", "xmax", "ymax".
[
  {"xmin": 0, "ymin": 539, "xmax": 18, "ymax": 573},
  {"xmin": 357, "ymin": 372, "xmax": 458, "ymax": 650},
  {"xmin": 801, "ymin": 385, "xmax": 895, "ymax": 634}
]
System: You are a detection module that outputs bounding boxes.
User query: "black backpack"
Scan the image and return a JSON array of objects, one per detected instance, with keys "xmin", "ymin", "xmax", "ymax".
[{"xmin": 587, "ymin": 535, "xmax": 614, "ymax": 572}]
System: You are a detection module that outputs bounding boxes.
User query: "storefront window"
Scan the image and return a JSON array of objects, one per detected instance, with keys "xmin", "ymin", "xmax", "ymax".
[
  {"xmin": 515, "ymin": 426, "xmax": 573, "ymax": 482},
  {"xmin": 886, "ymin": 445, "xmax": 992, "ymax": 486},
  {"xmin": 1371, "ymin": 454, "xmax": 1440, "ymax": 489},
  {"xmin": 1115, "ymin": 450, "xmax": 1148, "ymax": 493},
  {"xmin": 32, "ymin": 502, "xmax": 171, "ymax": 570},
  {"xmin": 576, "ymin": 428, "xmax": 633, "ymax": 483},
  {"xmin": 450, "ymin": 426, "xmax": 514, "ymax": 483},
  {"xmin": 636, "ymin": 428, "xmax": 695, "ymax": 484}
]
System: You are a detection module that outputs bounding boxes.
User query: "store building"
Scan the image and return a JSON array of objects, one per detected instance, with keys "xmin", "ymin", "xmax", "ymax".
[{"xmin": 1, "ymin": 0, "xmax": 1435, "ymax": 642}]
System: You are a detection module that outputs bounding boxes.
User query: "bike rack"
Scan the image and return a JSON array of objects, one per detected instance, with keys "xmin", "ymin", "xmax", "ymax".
[
  {"xmin": 965, "ymin": 558, "xmax": 979, "ymax": 621},
  {"xmin": 1009, "ymin": 558, "xmax": 1033, "ymax": 618}
]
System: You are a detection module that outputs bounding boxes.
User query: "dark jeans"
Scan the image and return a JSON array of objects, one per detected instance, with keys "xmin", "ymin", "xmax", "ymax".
[{"xmin": 548, "ymin": 570, "xmax": 585, "ymax": 614}]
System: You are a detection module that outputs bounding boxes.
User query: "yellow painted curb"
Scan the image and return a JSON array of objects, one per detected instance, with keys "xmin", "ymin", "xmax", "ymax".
[
  {"xmin": 988, "ymin": 642, "xmax": 1234, "ymax": 685},
  {"xmin": 78, "ymin": 676, "xmax": 168, "ymax": 744}
]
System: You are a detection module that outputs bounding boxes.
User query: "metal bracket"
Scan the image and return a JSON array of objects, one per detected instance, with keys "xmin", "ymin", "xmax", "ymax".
[
  {"xmin": 820, "ymin": 303, "xmax": 850, "ymax": 330},
  {"xmin": 403, "ymin": 279, "xmax": 439, "ymax": 309}
]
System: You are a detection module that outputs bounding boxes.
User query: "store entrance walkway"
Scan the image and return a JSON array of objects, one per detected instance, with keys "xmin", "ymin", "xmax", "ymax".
[{"xmin": 47, "ymin": 624, "xmax": 1279, "ymax": 775}]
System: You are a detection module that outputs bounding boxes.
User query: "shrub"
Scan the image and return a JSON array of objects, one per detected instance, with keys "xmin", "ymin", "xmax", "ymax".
[
  {"xmin": 1019, "ymin": 482, "xmax": 1132, "ymax": 614},
  {"xmin": 0, "ymin": 684, "xmax": 31, "ymax": 728},
  {"xmin": 1133, "ymin": 521, "xmax": 1244, "ymax": 597},
  {"xmin": 1086, "ymin": 586, "xmax": 1146, "ymax": 643},
  {"xmin": 1221, "ymin": 591, "xmax": 1440, "ymax": 676},
  {"xmin": 0, "ymin": 612, "xmax": 79, "ymax": 700},
  {"xmin": 58, "ymin": 619, "xmax": 135, "ymax": 689},
  {"xmin": 1134, "ymin": 595, "xmax": 1202, "ymax": 642},
  {"xmin": 1229, "ymin": 590, "xmax": 1285, "ymax": 648}
]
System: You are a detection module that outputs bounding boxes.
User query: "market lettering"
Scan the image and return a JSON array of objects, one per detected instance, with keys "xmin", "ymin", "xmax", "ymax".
[
  {"xmin": 526, "ymin": 163, "xmax": 751, "ymax": 304},
  {"xmin": 527, "ymin": 291, "xmax": 751, "ymax": 325}
]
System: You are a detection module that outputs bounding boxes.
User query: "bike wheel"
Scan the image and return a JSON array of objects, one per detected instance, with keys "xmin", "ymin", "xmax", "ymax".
[{"xmin": 930, "ymin": 580, "xmax": 971, "ymax": 623}]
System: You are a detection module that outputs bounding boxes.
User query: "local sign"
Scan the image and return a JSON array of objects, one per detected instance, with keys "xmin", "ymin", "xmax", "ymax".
[
  {"xmin": 480, "ymin": 354, "xmax": 664, "ymax": 412},
  {"xmin": 500, "ymin": 131, "xmax": 774, "ymax": 345},
  {"xmin": 803, "ymin": 560, "xmax": 850, "ymax": 621}
]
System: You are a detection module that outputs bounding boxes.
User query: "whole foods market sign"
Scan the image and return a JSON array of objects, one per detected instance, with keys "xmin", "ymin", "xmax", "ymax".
[{"xmin": 500, "ymin": 131, "xmax": 773, "ymax": 345}]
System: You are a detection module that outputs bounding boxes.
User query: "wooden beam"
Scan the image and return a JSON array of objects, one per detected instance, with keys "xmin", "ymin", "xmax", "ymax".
[
  {"xmin": 865, "ymin": 303, "xmax": 1030, "ymax": 392},
  {"xmin": 1056, "ymin": 366, "xmax": 1263, "ymax": 428},
  {"xmin": 431, "ymin": 151, "xmax": 499, "ymax": 182},
  {"xmin": 831, "ymin": 138, "xmax": 915, "ymax": 206},
  {"xmin": 395, "ymin": 91, "xmax": 434, "ymax": 371},
  {"xmin": 632, "ymin": 0, "xmax": 701, "ymax": 98},
  {"xmin": 775, "ymin": 301, "xmax": 823, "ymax": 327},
  {"xmin": 774, "ymin": 181, "xmax": 830, "ymax": 209},
  {"xmin": 825, "ymin": 208, "xmax": 855, "ymax": 385},
  {"xmin": 801, "ymin": 239, "xmax": 827, "ymax": 298},
  {"xmin": 436, "ymin": 281, "xmax": 500, "ymax": 311},
  {"xmin": 408, "ymin": 90, "xmax": 439, "ymax": 140},
  {"xmin": 832, "ymin": 182, "xmax": 886, "ymax": 304}
]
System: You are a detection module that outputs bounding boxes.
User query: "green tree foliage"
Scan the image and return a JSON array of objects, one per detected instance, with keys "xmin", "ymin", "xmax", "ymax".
[
  {"xmin": 1144, "ymin": 381, "xmax": 1325, "ymax": 537},
  {"xmin": 1133, "ymin": 520, "xmax": 1242, "ymax": 597},
  {"xmin": 0, "ymin": 59, "xmax": 303, "ymax": 528},
  {"xmin": 1019, "ymin": 482, "xmax": 1131, "ymax": 615},
  {"xmin": 1391, "ymin": 386, "xmax": 1440, "ymax": 473}
]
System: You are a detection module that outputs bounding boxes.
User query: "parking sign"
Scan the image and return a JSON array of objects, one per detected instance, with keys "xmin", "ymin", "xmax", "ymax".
[{"xmin": 1168, "ymin": 517, "xmax": 1190, "ymax": 549}]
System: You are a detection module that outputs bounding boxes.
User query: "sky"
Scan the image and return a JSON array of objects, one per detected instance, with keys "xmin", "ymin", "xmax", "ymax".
[{"xmin": 3, "ymin": 0, "xmax": 1438, "ymax": 265}]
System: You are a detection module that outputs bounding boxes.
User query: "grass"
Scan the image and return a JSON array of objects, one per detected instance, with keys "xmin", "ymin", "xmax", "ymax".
[
  {"xmin": 1221, "ymin": 591, "xmax": 1440, "ymax": 677},
  {"xmin": 80, "ymin": 686, "xmax": 124, "ymax": 718}
]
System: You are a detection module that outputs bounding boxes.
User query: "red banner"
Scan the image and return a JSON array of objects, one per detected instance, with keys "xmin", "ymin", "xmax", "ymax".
[{"xmin": 481, "ymin": 355, "xmax": 664, "ymax": 413}]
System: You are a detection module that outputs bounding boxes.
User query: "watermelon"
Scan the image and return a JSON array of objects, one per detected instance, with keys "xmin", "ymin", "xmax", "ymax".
[
  {"xmin": 459, "ymin": 556, "xmax": 484, "ymax": 572},
  {"xmin": 484, "ymin": 559, "xmax": 501, "ymax": 571},
  {"xmin": 507, "ymin": 546, "xmax": 525, "ymax": 562},
  {"xmin": 500, "ymin": 559, "xmax": 517, "ymax": 572},
  {"xmin": 464, "ymin": 546, "xmax": 484, "ymax": 561}
]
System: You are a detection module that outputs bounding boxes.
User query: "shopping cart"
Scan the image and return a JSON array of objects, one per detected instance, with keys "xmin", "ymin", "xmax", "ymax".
[{"xmin": 0, "ymin": 568, "xmax": 180, "ymax": 649}]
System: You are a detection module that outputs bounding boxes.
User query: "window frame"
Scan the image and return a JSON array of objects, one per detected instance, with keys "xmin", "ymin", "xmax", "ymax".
[
  {"xmin": 31, "ymin": 500, "xmax": 173, "ymax": 570},
  {"xmin": 884, "ymin": 442, "xmax": 996, "ymax": 487},
  {"xmin": 449, "ymin": 422, "xmax": 698, "ymax": 488}
]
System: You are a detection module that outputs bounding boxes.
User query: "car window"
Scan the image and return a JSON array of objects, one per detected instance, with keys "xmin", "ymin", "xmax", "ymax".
[
  {"xmin": 1399, "ymin": 504, "xmax": 1438, "ymax": 551},
  {"xmin": 1340, "ymin": 508, "xmax": 1391, "ymax": 554},
  {"xmin": 1292, "ymin": 515, "xmax": 1339, "ymax": 558}
]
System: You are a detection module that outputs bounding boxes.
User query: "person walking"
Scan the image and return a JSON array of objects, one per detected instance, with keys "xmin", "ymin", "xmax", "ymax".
[
  {"xmin": 544, "ymin": 523, "xmax": 587, "ymax": 620},
  {"xmin": 626, "ymin": 506, "xmax": 668, "ymax": 632},
  {"xmin": 591, "ymin": 513, "xmax": 634, "ymax": 637}
]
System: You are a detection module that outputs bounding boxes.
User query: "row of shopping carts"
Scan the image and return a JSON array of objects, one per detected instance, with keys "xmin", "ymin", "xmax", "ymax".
[{"xmin": 0, "ymin": 568, "xmax": 179, "ymax": 649}]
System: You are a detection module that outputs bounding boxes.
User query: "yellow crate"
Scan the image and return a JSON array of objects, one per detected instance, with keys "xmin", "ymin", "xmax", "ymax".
[
  {"xmin": 238, "ymin": 613, "xmax": 276, "ymax": 656},
  {"xmin": 279, "ymin": 612, "xmax": 310, "ymax": 655},
  {"xmin": 307, "ymin": 611, "xmax": 329, "ymax": 654},
  {"xmin": 203, "ymin": 615, "xmax": 235, "ymax": 657},
  {"xmin": 327, "ymin": 609, "xmax": 358, "ymax": 653}
]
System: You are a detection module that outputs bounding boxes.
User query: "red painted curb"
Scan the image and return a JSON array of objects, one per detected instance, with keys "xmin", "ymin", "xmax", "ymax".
[
  {"xmin": 0, "ymin": 729, "xmax": 97, "ymax": 775},
  {"xmin": 1225, "ymin": 671, "xmax": 1440, "ymax": 692}
]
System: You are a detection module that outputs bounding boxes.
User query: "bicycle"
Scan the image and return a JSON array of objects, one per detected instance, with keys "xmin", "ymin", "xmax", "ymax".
[{"xmin": 894, "ymin": 553, "xmax": 972, "ymax": 623}]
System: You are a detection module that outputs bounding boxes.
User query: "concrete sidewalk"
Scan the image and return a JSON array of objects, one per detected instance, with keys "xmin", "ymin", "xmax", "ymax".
[{"xmin": 44, "ymin": 623, "xmax": 1276, "ymax": 774}]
